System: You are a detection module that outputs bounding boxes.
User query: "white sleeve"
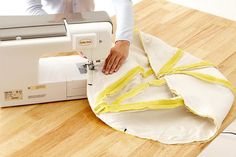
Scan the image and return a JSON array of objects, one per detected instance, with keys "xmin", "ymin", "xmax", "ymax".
[
  {"xmin": 26, "ymin": 0, "xmax": 47, "ymax": 15},
  {"xmin": 112, "ymin": 0, "xmax": 134, "ymax": 43}
]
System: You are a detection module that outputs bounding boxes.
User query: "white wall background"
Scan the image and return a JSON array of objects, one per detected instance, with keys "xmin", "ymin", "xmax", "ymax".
[
  {"xmin": 0, "ymin": 0, "xmax": 27, "ymax": 15},
  {"xmin": 1, "ymin": 0, "xmax": 234, "ymax": 20},
  {"xmin": 168, "ymin": 0, "xmax": 236, "ymax": 21},
  {"xmin": 0, "ymin": 0, "xmax": 142, "ymax": 16}
]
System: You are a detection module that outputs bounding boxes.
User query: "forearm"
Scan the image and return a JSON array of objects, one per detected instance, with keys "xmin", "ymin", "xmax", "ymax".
[
  {"xmin": 112, "ymin": 0, "xmax": 134, "ymax": 43},
  {"xmin": 26, "ymin": 0, "xmax": 47, "ymax": 15}
]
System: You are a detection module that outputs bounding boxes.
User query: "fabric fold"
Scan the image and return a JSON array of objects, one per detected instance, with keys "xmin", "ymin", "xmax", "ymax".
[{"xmin": 87, "ymin": 31, "xmax": 235, "ymax": 144}]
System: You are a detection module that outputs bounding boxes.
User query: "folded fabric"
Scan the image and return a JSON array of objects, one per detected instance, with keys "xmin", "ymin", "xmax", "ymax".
[{"xmin": 87, "ymin": 31, "xmax": 235, "ymax": 144}]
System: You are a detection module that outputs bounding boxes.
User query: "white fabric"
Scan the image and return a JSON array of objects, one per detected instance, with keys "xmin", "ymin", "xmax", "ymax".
[
  {"xmin": 198, "ymin": 119, "xmax": 236, "ymax": 157},
  {"xmin": 25, "ymin": 0, "xmax": 134, "ymax": 42},
  {"xmin": 87, "ymin": 31, "xmax": 234, "ymax": 144}
]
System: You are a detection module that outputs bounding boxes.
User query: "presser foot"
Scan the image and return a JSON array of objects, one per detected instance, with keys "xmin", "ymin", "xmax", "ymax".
[
  {"xmin": 87, "ymin": 60, "xmax": 102, "ymax": 70},
  {"xmin": 86, "ymin": 60, "xmax": 103, "ymax": 86}
]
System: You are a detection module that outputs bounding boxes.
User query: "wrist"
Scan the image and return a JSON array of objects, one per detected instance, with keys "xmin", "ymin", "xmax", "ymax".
[{"xmin": 115, "ymin": 40, "xmax": 130, "ymax": 46}]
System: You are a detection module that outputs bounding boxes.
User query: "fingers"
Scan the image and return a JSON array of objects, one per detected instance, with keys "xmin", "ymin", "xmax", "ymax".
[
  {"xmin": 102, "ymin": 54, "xmax": 111, "ymax": 73},
  {"xmin": 115, "ymin": 58, "xmax": 125, "ymax": 72},
  {"xmin": 104, "ymin": 54, "xmax": 116, "ymax": 74},
  {"xmin": 102, "ymin": 41, "xmax": 129, "ymax": 75},
  {"xmin": 102, "ymin": 52, "xmax": 121, "ymax": 75},
  {"xmin": 110, "ymin": 57, "xmax": 121, "ymax": 73},
  {"xmin": 103, "ymin": 56, "xmax": 125, "ymax": 75}
]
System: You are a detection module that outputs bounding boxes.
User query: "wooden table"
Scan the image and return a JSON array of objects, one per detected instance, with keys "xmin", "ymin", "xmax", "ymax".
[{"xmin": 0, "ymin": 0, "xmax": 236, "ymax": 156}]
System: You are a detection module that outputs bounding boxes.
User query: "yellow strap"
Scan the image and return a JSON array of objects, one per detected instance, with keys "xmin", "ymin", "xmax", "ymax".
[
  {"xmin": 149, "ymin": 79, "xmax": 166, "ymax": 86},
  {"xmin": 95, "ymin": 98, "xmax": 184, "ymax": 114},
  {"xmin": 96, "ymin": 66, "xmax": 144, "ymax": 104},
  {"xmin": 141, "ymin": 68, "xmax": 154, "ymax": 78},
  {"xmin": 112, "ymin": 79, "xmax": 166, "ymax": 105},
  {"xmin": 112, "ymin": 83, "xmax": 149, "ymax": 105},
  {"xmin": 171, "ymin": 71, "xmax": 235, "ymax": 92},
  {"xmin": 158, "ymin": 49, "xmax": 184, "ymax": 77},
  {"xmin": 141, "ymin": 61, "xmax": 214, "ymax": 79},
  {"xmin": 170, "ymin": 61, "xmax": 215, "ymax": 73}
]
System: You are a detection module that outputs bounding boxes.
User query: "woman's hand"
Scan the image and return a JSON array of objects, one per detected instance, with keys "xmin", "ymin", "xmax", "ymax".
[{"xmin": 102, "ymin": 40, "xmax": 130, "ymax": 75}]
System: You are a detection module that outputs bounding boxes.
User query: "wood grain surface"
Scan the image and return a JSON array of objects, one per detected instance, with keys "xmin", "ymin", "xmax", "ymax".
[{"xmin": 0, "ymin": 0, "xmax": 236, "ymax": 156}]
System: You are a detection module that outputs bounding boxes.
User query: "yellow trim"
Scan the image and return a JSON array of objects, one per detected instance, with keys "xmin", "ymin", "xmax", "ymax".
[
  {"xmin": 149, "ymin": 79, "xmax": 166, "ymax": 86},
  {"xmin": 171, "ymin": 71, "xmax": 236, "ymax": 92},
  {"xmin": 157, "ymin": 50, "xmax": 214, "ymax": 77},
  {"xmin": 95, "ymin": 66, "xmax": 144, "ymax": 105},
  {"xmin": 96, "ymin": 67, "xmax": 157, "ymax": 105},
  {"xmin": 141, "ymin": 68, "xmax": 154, "ymax": 78},
  {"xmin": 157, "ymin": 49, "xmax": 184, "ymax": 77},
  {"xmin": 171, "ymin": 61, "xmax": 215, "ymax": 72},
  {"xmin": 112, "ymin": 79, "xmax": 166, "ymax": 105},
  {"xmin": 112, "ymin": 83, "xmax": 149, "ymax": 105},
  {"xmin": 95, "ymin": 98, "xmax": 184, "ymax": 114}
]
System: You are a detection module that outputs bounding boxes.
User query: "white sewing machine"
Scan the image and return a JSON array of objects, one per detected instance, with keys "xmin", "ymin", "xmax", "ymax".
[{"xmin": 0, "ymin": 12, "xmax": 113, "ymax": 107}]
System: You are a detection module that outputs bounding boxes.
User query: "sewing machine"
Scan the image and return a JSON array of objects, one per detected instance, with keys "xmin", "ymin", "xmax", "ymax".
[{"xmin": 0, "ymin": 11, "xmax": 113, "ymax": 107}]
